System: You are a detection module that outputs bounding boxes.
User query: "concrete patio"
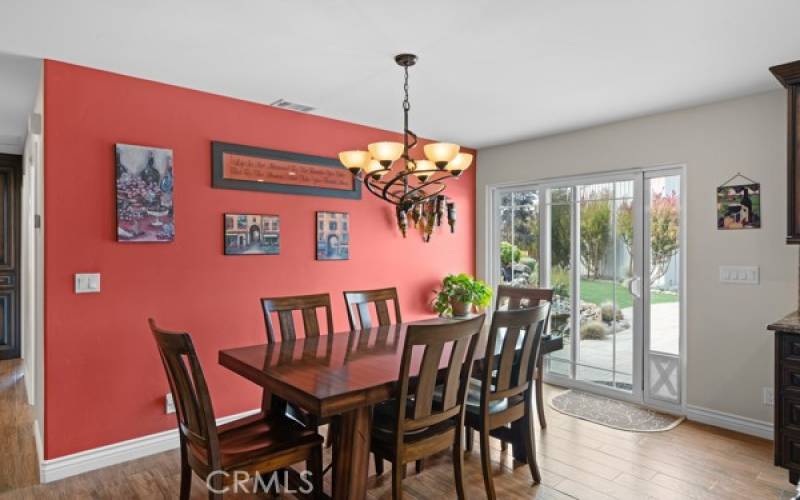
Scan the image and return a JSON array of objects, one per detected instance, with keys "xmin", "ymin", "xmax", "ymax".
[{"xmin": 547, "ymin": 302, "xmax": 680, "ymax": 388}]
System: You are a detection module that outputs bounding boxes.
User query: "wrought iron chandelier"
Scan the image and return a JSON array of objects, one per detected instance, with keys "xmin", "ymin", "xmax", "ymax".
[{"xmin": 338, "ymin": 54, "xmax": 472, "ymax": 242}]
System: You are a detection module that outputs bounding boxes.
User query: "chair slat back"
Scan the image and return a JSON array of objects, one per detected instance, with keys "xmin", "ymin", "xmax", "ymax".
[
  {"xmin": 343, "ymin": 287, "xmax": 402, "ymax": 330},
  {"xmin": 495, "ymin": 285, "xmax": 553, "ymax": 311},
  {"xmin": 482, "ymin": 305, "xmax": 550, "ymax": 405},
  {"xmin": 395, "ymin": 315, "xmax": 485, "ymax": 438},
  {"xmin": 149, "ymin": 319, "xmax": 219, "ymax": 466},
  {"xmin": 261, "ymin": 293, "xmax": 334, "ymax": 342}
]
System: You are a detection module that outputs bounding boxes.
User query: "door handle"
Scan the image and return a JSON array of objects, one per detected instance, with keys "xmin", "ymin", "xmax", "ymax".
[{"xmin": 628, "ymin": 276, "xmax": 642, "ymax": 299}]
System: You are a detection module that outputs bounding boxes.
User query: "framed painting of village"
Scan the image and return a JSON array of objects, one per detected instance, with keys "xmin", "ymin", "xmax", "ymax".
[
  {"xmin": 224, "ymin": 214, "xmax": 280, "ymax": 255},
  {"xmin": 316, "ymin": 211, "xmax": 349, "ymax": 260}
]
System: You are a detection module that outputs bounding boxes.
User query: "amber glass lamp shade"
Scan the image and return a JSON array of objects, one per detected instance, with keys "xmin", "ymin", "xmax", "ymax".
[
  {"xmin": 368, "ymin": 142, "xmax": 404, "ymax": 167},
  {"xmin": 446, "ymin": 152, "xmax": 473, "ymax": 177},
  {"xmin": 411, "ymin": 159, "xmax": 436, "ymax": 182},
  {"xmin": 338, "ymin": 150, "xmax": 371, "ymax": 175},
  {"xmin": 364, "ymin": 159, "xmax": 388, "ymax": 179},
  {"xmin": 424, "ymin": 143, "xmax": 460, "ymax": 169}
]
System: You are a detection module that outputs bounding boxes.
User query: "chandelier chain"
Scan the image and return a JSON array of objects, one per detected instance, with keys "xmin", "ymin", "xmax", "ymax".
[{"xmin": 403, "ymin": 66, "xmax": 410, "ymax": 112}]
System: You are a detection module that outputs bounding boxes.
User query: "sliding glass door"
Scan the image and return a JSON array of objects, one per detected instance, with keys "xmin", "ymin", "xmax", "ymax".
[
  {"xmin": 573, "ymin": 179, "xmax": 640, "ymax": 395},
  {"xmin": 491, "ymin": 168, "xmax": 683, "ymax": 411}
]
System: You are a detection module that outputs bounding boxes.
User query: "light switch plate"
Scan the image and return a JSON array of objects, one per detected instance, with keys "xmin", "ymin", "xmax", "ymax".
[
  {"xmin": 74, "ymin": 273, "xmax": 101, "ymax": 294},
  {"xmin": 719, "ymin": 265, "xmax": 759, "ymax": 285}
]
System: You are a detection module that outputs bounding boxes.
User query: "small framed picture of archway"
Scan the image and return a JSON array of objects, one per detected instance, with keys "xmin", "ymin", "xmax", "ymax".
[
  {"xmin": 224, "ymin": 214, "xmax": 280, "ymax": 255},
  {"xmin": 316, "ymin": 211, "xmax": 349, "ymax": 260}
]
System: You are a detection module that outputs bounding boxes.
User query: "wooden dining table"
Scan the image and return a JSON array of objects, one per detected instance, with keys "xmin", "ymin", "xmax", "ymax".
[{"xmin": 218, "ymin": 317, "xmax": 563, "ymax": 500}]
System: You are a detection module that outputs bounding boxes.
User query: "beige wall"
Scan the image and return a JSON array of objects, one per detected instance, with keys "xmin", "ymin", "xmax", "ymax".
[{"xmin": 477, "ymin": 90, "xmax": 796, "ymax": 425}]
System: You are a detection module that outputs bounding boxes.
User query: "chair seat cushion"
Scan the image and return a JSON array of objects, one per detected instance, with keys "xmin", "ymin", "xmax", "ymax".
[
  {"xmin": 193, "ymin": 412, "xmax": 322, "ymax": 469},
  {"xmin": 371, "ymin": 399, "xmax": 455, "ymax": 445},
  {"xmin": 433, "ymin": 378, "xmax": 510, "ymax": 414}
]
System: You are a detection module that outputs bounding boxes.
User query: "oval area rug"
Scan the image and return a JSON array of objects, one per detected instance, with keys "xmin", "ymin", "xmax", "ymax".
[{"xmin": 549, "ymin": 389, "xmax": 684, "ymax": 432}]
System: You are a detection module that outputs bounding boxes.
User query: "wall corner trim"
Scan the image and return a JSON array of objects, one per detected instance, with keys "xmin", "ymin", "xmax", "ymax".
[
  {"xmin": 685, "ymin": 404, "xmax": 773, "ymax": 440},
  {"xmin": 33, "ymin": 420, "xmax": 43, "ymax": 469},
  {"xmin": 39, "ymin": 409, "xmax": 259, "ymax": 484}
]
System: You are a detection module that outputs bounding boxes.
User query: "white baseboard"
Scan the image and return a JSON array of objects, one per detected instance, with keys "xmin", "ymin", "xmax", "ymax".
[
  {"xmin": 685, "ymin": 404, "xmax": 773, "ymax": 440},
  {"xmin": 39, "ymin": 409, "xmax": 260, "ymax": 484}
]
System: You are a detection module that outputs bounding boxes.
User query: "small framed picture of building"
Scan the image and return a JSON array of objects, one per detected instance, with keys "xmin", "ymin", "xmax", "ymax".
[
  {"xmin": 316, "ymin": 211, "xmax": 349, "ymax": 260},
  {"xmin": 224, "ymin": 214, "xmax": 280, "ymax": 255}
]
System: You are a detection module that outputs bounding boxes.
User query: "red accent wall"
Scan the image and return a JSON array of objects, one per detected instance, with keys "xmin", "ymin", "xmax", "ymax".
[{"xmin": 43, "ymin": 60, "xmax": 476, "ymax": 459}]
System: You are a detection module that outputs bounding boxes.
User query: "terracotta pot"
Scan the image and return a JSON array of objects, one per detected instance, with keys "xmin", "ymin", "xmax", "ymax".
[{"xmin": 451, "ymin": 300, "xmax": 472, "ymax": 317}]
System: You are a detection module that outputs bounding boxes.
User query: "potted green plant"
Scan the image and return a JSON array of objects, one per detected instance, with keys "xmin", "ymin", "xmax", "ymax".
[{"xmin": 433, "ymin": 273, "xmax": 493, "ymax": 317}]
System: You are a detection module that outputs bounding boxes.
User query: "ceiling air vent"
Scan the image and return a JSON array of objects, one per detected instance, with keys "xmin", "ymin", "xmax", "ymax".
[{"xmin": 269, "ymin": 99, "xmax": 315, "ymax": 113}]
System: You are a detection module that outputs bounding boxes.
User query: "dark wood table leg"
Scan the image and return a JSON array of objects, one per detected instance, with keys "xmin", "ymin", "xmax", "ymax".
[{"xmin": 332, "ymin": 406, "xmax": 372, "ymax": 500}]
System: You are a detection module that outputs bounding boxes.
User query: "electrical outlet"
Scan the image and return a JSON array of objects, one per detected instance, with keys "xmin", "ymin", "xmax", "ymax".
[
  {"xmin": 165, "ymin": 393, "xmax": 176, "ymax": 414},
  {"xmin": 763, "ymin": 387, "xmax": 774, "ymax": 406}
]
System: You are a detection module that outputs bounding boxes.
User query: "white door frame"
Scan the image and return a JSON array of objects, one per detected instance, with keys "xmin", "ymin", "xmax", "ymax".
[
  {"xmin": 485, "ymin": 164, "xmax": 686, "ymax": 413},
  {"xmin": 641, "ymin": 166, "xmax": 687, "ymax": 415}
]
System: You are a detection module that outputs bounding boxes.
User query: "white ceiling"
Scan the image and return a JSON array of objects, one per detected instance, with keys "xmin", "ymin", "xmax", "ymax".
[
  {"xmin": 1, "ymin": 0, "xmax": 799, "ymax": 148},
  {"xmin": 0, "ymin": 52, "xmax": 40, "ymax": 154}
]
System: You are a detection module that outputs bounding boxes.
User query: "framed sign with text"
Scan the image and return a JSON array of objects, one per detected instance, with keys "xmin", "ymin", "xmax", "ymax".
[{"xmin": 211, "ymin": 142, "xmax": 361, "ymax": 200}]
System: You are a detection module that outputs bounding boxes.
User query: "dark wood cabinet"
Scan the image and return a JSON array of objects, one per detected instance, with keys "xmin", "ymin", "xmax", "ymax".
[
  {"xmin": 770, "ymin": 327, "xmax": 800, "ymax": 486},
  {"xmin": 771, "ymin": 60, "xmax": 800, "ymax": 243}
]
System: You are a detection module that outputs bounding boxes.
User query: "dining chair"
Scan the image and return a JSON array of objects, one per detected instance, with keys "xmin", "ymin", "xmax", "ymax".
[
  {"xmin": 463, "ymin": 304, "xmax": 550, "ymax": 500},
  {"xmin": 149, "ymin": 319, "xmax": 324, "ymax": 500},
  {"xmin": 261, "ymin": 293, "xmax": 334, "ymax": 343},
  {"xmin": 343, "ymin": 287, "xmax": 402, "ymax": 330},
  {"xmin": 345, "ymin": 288, "xmax": 417, "ymax": 469},
  {"xmin": 495, "ymin": 284, "xmax": 553, "ymax": 312},
  {"xmin": 261, "ymin": 293, "xmax": 336, "ymax": 448},
  {"xmin": 369, "ymin": 314, "xmax": 485, "ymax": 500},
  {"xmin": 494, "ymin": 285, "xmax": 553, "ymax": 429}
]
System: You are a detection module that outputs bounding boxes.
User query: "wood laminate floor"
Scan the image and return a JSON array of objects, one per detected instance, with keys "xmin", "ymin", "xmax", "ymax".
[{"xmin": 0, "ymin": 358, "xmax": 795, "ymax": 499}]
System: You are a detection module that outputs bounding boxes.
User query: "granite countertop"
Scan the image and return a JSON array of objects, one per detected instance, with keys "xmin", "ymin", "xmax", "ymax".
[{"xmin": 768, "ymin": 310, "xmax": 800, "ymax": 333}]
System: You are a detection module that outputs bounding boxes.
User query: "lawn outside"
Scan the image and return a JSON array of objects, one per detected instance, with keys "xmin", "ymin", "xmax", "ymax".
[{"xmin": 578, "ymin": 278, "xmax": 677, "ymax": 309}]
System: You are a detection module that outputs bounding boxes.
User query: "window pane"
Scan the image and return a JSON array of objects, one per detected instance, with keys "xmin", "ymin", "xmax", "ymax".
[
  {"xmin": 575, "ymin": 181, "xmax": 634, "ymax": 392},
  {"xmin": 550, "ymin": 187, "xmax": 572, "ymax": 205},
  {"xmin": 546, "ymin": 187, "xmax": 572, "ymax": 374},
  {"xmin": 499, "ymin": 191, "xmax": 539, "ymax": 288},
  {"xmin": 578, "ymin": 182, "xmax": 614, "ymax": 201},
  {"xmin": 577, "ymin": 194, "xmax": 616, "ymax": 385},
  {"xmin": 648, "ymin": 175, "xmax": 680, "ymax": 355},
  {"xmin": 498, "ymin": 192, "xmax": 513, "ymax": 286}
]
